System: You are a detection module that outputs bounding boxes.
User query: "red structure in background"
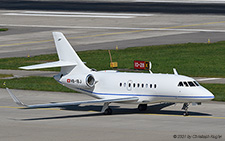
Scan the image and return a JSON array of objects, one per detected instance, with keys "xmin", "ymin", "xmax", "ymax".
[{"xmin": 134, "ymin": 60, "xmax": 149, "ymax": 70}]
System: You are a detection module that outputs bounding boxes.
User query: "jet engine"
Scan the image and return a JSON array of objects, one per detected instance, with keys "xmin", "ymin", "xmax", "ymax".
[
  {"xmin": 85, "ymin": 74, "xmax": 95, "ymax": 88},
  {"xmin": 63, "ymin": 74, "xmax": 96, "ymax": 89}
]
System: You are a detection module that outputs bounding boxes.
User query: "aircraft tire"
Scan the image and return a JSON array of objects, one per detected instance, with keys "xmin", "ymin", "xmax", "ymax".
[
  {"xmin": 138, "ymin": 104, "xmax": 147, "ymax": 111},
  {"xmin": 104, "ymin": 108, "xmax": 112, "ymax": 115}
]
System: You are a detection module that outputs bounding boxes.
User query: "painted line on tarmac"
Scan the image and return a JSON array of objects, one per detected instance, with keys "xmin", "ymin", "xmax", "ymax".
[
  {"xmin": 2, "ymin": 11, "xmax": 154, "ymax": 19},
  {"xmin": 197, "ymin": 78, "xmax": 221, "ymax": 81},
  {"xmin": 0, "ymin": 106, "xmax": 60, "ymax": 110},
  {"xmin": 4, "ymin": 13, "xmax": 134, "ymax": 19},
  {"xmin": 1, "ymin": 20, "xmax": 225, "ymax": 47},
  {"xmin": 1, "ymin": 24, "xmax": 225, "ymax": 32},
  {"xmin": 145, "ymin": 113, "xmax": 225, "ymax": 119},
  {"xmin": 0, "ymin": 39, "xmax": 53, "ymax": 48},
  {"xmin": 21, "ymin": 11, "xmax": 155, "ymax": 17}
]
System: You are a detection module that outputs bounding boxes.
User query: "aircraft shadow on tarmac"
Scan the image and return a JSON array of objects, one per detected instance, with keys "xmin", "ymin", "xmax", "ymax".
[{"xmin": 21, "ymin": 103, "xmax": 212, "ymax": 121}]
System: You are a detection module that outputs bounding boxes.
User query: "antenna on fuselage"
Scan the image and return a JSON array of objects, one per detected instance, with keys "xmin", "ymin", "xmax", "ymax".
[
  {"xmin": 173, "ymin": 68, "xmax": 178, "ymax": 75},
  {"xmin": 149, "ymin": 61, "xmax": 153, "ymax": 74}
]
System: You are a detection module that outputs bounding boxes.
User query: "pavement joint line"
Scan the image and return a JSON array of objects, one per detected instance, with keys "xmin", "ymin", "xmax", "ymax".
[
  {"xmin": 1, "ymin": 20, "xmax": 225, "ymax": 47},
  {"xmin": 1, "ymin": 106, "xmax": 225, "ymax": 119}
]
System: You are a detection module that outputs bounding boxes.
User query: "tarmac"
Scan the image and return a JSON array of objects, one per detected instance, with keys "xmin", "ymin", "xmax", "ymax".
[
  {"xmin": 0, "ymin": 88, "xmax": 225, "ymax": 141},
  {"xmin": 1, "ymin": 1, "xmax": 225, "ymax": 58}
]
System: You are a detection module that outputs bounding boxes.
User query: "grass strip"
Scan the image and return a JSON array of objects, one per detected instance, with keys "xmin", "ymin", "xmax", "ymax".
[
  {"xmin": 0, "ymin": 74, "xmax": 13, "ymax": 78},
  {"xmin": 0, "ymin": 28, "xmax": 8, "ymax": 31},
  {"xmin": 201, "ymin": 83, "xmax": 225, "ymax": 102},
  {"xmin": 0, "ymin": 76, "xmax": 224, "ymax": 102},
  {"xmin": 0, "ymin": 76, "xmax": 74, "ymax": 93},
  {"xmin": 0, "ymin": 41, "xmax": 225, "ymax": 77}
]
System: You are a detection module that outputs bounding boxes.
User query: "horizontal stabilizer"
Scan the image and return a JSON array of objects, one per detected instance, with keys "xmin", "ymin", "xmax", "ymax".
[
  {"xmin": 6, "ymin": 88, "xmax": 139, "ymax": 109},
  {"xmin": 19, "ymin": 61, "xmax": 77, "ymax": 70}
]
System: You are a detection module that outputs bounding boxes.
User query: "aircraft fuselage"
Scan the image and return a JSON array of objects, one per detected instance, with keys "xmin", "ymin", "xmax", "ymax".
[{"xmin": 59, "ymin": 71, "xmax": 214, "ymax": 104}]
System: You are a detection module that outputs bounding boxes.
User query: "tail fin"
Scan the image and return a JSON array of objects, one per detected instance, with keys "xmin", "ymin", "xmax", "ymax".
[{"xmin": 20, "ymin": 32, "xmax": 90, "ymax": 75}]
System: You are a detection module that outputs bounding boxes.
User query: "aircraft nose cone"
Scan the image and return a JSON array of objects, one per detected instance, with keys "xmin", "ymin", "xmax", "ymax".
[
  {"xmin": 202, "ymin": 87, "xmax": 214, "ymax": 100},
  {"xmin": 208, "ymin": 91, "xmax": 214, "ymax": 100}
]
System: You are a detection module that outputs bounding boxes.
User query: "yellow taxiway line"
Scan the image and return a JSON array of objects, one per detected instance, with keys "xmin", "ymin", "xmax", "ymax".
[
  {"xmin": 1, "ymin": 21, "xmax": 225, "ymax": 47},
  {"xmin": 144, "ymin": 113, "xmax": 225, "ymax": 120}
]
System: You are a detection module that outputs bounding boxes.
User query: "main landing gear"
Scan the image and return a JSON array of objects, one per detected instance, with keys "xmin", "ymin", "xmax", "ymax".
[
  {"xmin": 138, "ymin": 104, "xmax": 147, "ymax": 111},
  {"xmin": 104, "ymin": 108, "xmax": 112, "ymax": 115},
  {"xmin": 102, "ymin": 102, "xmax": 112, "ymax": 115},
  {"xmin": 182, "ymin": 103, "xmax": 190, "ymax": 116},
  {"xmin": 102, "ymin": 103, "xmax": 148, "ymax": 115}
]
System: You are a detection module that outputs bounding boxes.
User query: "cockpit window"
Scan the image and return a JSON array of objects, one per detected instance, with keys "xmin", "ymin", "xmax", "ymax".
[
  {"xmin": 194, "ymin": 81, "xmax": 200, "ymax": 86},
  {"xmin": 183, "ymin": 82, "xmax": 189, "ymax": 87},
  {"xmin": 188, "ymin": 81, "xmax": 195, "ymax": 87},
  {"xmin": 178, "ymin": 81, "xmax": 200, "ymax": 87},
  {"xmin": 178, "ymin": 82, "xmax": 184, "ymax": 87}
]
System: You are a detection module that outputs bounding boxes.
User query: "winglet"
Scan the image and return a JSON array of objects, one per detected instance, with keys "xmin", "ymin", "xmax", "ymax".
[{"xmin": 6, "ymin": 88, "xmax": 27, "ymax": 107}]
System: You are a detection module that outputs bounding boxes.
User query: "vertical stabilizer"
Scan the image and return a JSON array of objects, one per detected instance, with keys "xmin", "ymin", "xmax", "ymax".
[
  {"xmin": 20, "ymin": 32, "xmax": 90, "ymax": 75},
  {"xmin": 53, "ymin": 32, "xmax": 90, "ymax": 74}
]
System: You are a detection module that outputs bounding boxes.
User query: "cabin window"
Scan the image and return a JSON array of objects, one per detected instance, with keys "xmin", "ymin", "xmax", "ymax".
[
  {"xmin": 119, "ymin": 83, "xmax": 122, "ymax": 87},
  {"xmin": 146, "ymin": 84, "xmax": 148, "ymax": 88},
  {"xmin": 137, "ymin": 83, "xmax": 140, "ymax": 88},
  {"xmin": 128, "ymin": 83, "xmax": 131, "ymax": 87},
  {"xmin": 154, "ymin": 84, "xmax": 157, "ymax": 88},
  {"xmin": 150, "ymin": 84, "xmax": 152, "ymax": 88},
  {"xmin": 124, "ymin": 83, "xmax": 126, "ymax": 87},
  {"xmin": 183, "ymin": 82, "xmax": 189, "ymax": 87},
  {"xmin": 133, "ymin": 83, "xmax": 136, "ymax": 88},
  {"xmin": 178, "ymin": 82, "xmax": 184, "ymax": 87},
  {"xmin": 188, "ymin": 81, "xmax": 195, "ymax": 87},
  {"xmin": 142, "ymin": 84, "xmax": 144, "ymax": 88}
]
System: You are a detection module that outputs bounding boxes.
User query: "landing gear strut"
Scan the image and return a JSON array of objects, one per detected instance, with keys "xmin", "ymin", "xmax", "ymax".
[
  {"xmin": 138, "ymin": 104, "xmax": 147, "ymax": 111},
  {"xmin": 101, "ymin": 102, "xmax": 112, "ymax": 115},
  {"xmin": 182, "ymin": 103, "xmax": 190, "ymax": 116}
]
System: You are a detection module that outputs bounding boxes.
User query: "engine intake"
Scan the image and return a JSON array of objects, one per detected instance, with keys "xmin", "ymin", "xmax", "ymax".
[{"xmin": 86, "ymin": 74, "xmax": 95, "ymax": 88}]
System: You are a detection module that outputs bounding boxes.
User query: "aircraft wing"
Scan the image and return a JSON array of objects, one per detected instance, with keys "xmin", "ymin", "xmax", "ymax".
[{"xmin": 6, "ymin": 88, "xmax": 139, "ymax": 109}]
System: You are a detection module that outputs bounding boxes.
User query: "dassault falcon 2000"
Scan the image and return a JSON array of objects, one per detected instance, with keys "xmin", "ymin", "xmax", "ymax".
[{"xmin": 7, "ymin": 32, "xmax": 214, "ymax": 116}]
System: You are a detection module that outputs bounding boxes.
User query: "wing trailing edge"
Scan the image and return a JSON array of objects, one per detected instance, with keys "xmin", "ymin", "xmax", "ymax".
[{"xmin": 6, "ymin": 88, "xmax": 139, "ymax": 109}]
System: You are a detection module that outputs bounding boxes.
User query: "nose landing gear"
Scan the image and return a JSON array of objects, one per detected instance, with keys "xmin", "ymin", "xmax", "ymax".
[{"xmin": 182, "ymin": 103, "xmax": 190, "ymax": 116}]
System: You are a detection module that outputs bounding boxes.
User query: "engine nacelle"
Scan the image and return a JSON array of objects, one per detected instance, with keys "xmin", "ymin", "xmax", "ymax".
[{"xmin": 63, "ymin": 74, "xmax": 96, "ymax": 89}]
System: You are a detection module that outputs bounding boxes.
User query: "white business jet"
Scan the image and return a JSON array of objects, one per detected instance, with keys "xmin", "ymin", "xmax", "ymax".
[{"xmin": 7, "ymin": 32, "xmax": 214, "ymax": 116}]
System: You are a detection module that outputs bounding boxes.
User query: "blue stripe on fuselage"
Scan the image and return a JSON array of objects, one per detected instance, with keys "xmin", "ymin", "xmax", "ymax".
[{"xmin": 77, "ymin": 88, "xmax": 214, "ymax": 99}]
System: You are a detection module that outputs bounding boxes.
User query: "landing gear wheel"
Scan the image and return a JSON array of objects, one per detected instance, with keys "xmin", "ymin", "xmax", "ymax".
[
  {"xmin": 183, "ymin": 112, "xmax": 189, "ymax": 116},
  {"xmin": 104, "ymin": 108, "xmax": 112, "ymax": 115},
  {"xmin": 138, "ymin": 104, "xmax": 147, "ymax": 111}
]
